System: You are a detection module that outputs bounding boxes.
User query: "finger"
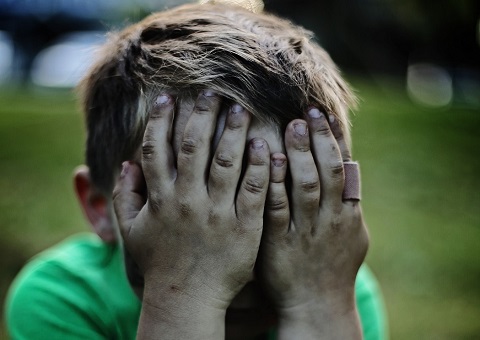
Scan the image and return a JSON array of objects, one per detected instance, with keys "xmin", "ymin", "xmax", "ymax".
[
  {"xmin": 329, "ymin": 114, "xmax": 352, "ymax": 161},
  {"xmin": 113, "ymin": 161, "xmax": 147, "ymax": 240},
  {"xmin": 176, "ymin": 90, "xmax": 222, "ymax": 189},
  {"xmin": 284, "ymin": 119, "xmax": 320, "ymax": 226},
  {"xmin": 265, "ymin": 153, "xmax": 290, "ymax": 239},
  {"xmin": 328, "ymin": 114, "xmax": 361, "ymax": 204},
  {"xmin": 208, "ymin": 103, "xmax": 251, "ymax": 204},
  {"xmin": 236, "ymin": 138, "xmax": 270, "ymax": 228},
  {"xmin": 142, "ymin": 94, "xmax": 175, "ymax": 197},
  {"xmin": 305, "ymin": 108, "xmax": 345, "ymax": 206}
]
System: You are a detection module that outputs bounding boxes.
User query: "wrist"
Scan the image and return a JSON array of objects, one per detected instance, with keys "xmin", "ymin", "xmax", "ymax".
[
  {"xmin": 143, "ymin": 268, "xmax": 235, "ymax": 309},
  {"xmin": 276, "ymin": 289, "xmax": 363, "ymax": 340},
  {"xmin": 137, "ymin": 278, "xmax": 228, "ymax": 339}
]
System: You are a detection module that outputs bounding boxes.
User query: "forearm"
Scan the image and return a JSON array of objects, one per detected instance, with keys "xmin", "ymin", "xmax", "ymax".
[
  {"xmin": 276, "ymin": 290, "xmax": 363, "ymax": 340},
  {"xmin": 137, "ymin": 280, "xmax": 227, "ymax": 340}
]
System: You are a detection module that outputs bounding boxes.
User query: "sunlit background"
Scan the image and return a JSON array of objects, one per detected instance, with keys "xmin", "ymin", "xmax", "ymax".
[{"xmin": 1, "ymin": 0, "xmax": 479, "ymax": 339}]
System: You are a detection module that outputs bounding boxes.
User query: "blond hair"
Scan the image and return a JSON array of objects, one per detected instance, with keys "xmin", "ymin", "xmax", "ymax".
[{"xmin": 78, "ymin": 2, "xmax": 356, "ymax": 193}]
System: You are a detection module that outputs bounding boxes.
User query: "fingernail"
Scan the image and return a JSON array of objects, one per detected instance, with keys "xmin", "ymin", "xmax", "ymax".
[
  {"xmin": 155, "ymin": 94, "xmax": 170, "ymax": 106},
  {"xmin": 272, "ymin": 157, "xmax": 286, "ymax": 167},
  {"xmin": 202, "ymin": 89, "xmax": 217, "ymax": 97},
  {"xmin": 120, "ymin": 161, "xmax": 129, "ymax": 179},
  {"xmin": 251, "ymin": 139, "xmax": 265, "ymax": 150},
  {"xmin": 293, "ymin": 122, "xmax": 307, "ymax": 135},
  {"xmin": 308, "ymin": 107, "xmax": 322, "ymax": 119},
  {"xmin": 231, "ymin": 103, "xmax": 244, "ymax": 114}
]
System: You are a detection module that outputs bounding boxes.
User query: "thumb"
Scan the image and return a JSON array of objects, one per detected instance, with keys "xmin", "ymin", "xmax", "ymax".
[{"xmin": 113, "ymin": 161, "xmax": 146, "ymax": 239}]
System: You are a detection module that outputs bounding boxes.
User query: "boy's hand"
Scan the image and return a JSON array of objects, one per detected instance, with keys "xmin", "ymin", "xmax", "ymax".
[
  {"xmin": 260, "ymin": 108, "xmax": 368, "ymax": 339},
  {"xmin": 113, "ymin": 91, "xmax": 270, "ymax": 339}
]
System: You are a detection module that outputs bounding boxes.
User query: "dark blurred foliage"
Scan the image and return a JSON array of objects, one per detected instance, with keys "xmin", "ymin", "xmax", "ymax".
[
  {"xmin": 0, "ymin": 0, "xmax": 132, "ymax": 82},
  {"xmin": 265, "ymin": 0, "xmax": 480, "ymax": 74},
  {"xmin": 0, "ymin": 0, "xmax": 478, "ymax": 81}
]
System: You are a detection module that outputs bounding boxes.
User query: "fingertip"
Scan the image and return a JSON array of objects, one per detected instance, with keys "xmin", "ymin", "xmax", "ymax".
[
  {"xmin": 225, "ymin": 102, "xmax": 250, "ymax": 130},
  {"xmin": 201, "ymin": 89, "xmax": 218, "ymax": 97},
  {"xmin": 285, "ymin": 119, "xmax": 310, "ymax": 152},
  {"xmin": 286, "ymin": 119, "xmax": 308, "ymax": 135},
  {"xmin": 197, "ymin": 89, "xmax": 221, "ymax": 105},
  {"xmin": 191, "ymin": 89, "xmax": 222, "ymax": 115},
  {"xmin": 304, "ymin": 107, "xmax": 334, "ymax": 140},
  {"xmin": 248, "ymin": 138, "xmax": 270, "ymax": 164},
  {"xmin": 305, "ymin": 106, "xmax": 328, "ymax": 123},
  {"xmin": 250, "ymin": 138, "xmax": 266, "ymax": 151},
  {"xmin": 328, "ymin": 113, "xmax": 342, "ymax": 138},
  {"xmin": 231, "ymin": 103, "xmax": 245, "ymax": 114},
  {"xmin": 114, "ymin": 162, "xmax": 132, "ymax": 197},
  {"xmin": 327, "ymin": 113, "xmax": 353, "ymax": 161},
  {"xmin": 113, "ymin": 161, "xmax": 146, "ymax": 222},
  {"xmin": 155, "ymin": 93, "xmax": 172, "ymax": 107},
  {"xmin": 271, "ymin": 153, "xmax": 287, "ymax": 167},
  {"xmin": 151, "ymin": 94, "xmax": 174, "ymax": 118},
  {"xmin": 117, "ymin": 161, "xmax": 145, "ymax": 192},
  {"xmin": 293, "ymin": 121, "xmax": 308, "ymax": 136},
  {"xmin": 119, "ymin": 161, "xmax": 133, "ymax": 180},
  {"xmin": 270, "ymin": 153, "xmax": 287, "ymax": 183},
  {"xmin": 307, "ymin": 106, "xmax": 322, "ymax": 119}
]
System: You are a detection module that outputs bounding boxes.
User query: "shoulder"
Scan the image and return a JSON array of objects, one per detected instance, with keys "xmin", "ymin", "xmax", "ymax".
[
  {"xmin": 5, "ymin": 233, "xmax": 140, "ymax": 340},
  {"xmin": 355, "ymin": 264, "xmax": 389, "ymax": 340}
]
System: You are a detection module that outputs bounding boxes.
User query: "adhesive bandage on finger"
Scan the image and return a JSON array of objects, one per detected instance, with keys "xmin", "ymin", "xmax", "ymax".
[{"xmin": 343, "ymin": 161, "xmax": 361, "ymax": 200}]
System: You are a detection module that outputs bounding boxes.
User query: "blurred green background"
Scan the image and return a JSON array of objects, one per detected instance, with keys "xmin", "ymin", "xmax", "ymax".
[
  {"xmin": 1, "ymin": 77, "xmax": 479, "ymax": 339},
  {"xmin": 1, "ymin": 0, "xmax": 479, "ymax": 339}
]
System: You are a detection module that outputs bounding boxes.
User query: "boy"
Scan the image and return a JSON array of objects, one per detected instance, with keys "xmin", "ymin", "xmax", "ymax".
[{"xmin": 6, "ymin": 1, "xmax": 387, "ymax": 339}]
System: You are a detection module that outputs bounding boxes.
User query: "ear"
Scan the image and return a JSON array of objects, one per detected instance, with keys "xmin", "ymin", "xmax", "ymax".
[{"xmin": 73, "ymin": 165, "xmax": 117, "ymax": 243}]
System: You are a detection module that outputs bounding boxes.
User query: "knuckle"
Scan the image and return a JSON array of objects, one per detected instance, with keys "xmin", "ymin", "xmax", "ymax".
[
  {"xmin": 226, "ymin": 114, "xmax": 246, "ymax": 130},
  {"xmin": 193, "ymin": 98, "xmax": 215, "ymax": 114},
  {"xmin": 148, "ymin": 188, "xmax": 166, "ymax": 210},
  {"xmin": 314, "ymin": 123, "xmax": 332, "ymax": 136},
  {"xmin": 176, "ymin": 197, "xmax": 194, "ymax": 217},
  {"xmin": 214, "ymin": 153, "xmax": 235, "ymax": 168},
  {"xmin": 362, "ymin": 228, "xmax": 370, "ymax": 251},
  {"xmin": 328, "ymin": 215, "xmax": 344, "ymax": 234},
  {"xmin": 207, "ymin": 210, "xmax": 219, "ymax": 225},
  {"xmin": 142, "ymin": 141, "xmax": 155, "ymax": 160},
  {"xmin": 227, "ymin": 120, "xmax": 244, "ymax": 130},
  {"xmin": 329, "ymin": 160, "xmax": 344, "ymax": 176},
  {"xmin": 267, "ymin": 197, "xmax": 288, "ymax": 211},
  {"xmin": 304, "ymin": 196, "xmax": 320, "ymax": 209},
  {"xmin": 300, "ymin": 178, "xmax": 320, "ymax": 192},
  {"xmin": 194, "ymin": 104, "xmax": 210, "ymax": 114},
  {"xmin": 149, "ymin": 107, "xmax": 164, "ymax": 119},
  {"xmin": 180, "ymin": 138, "xmax": 200, "ymax": 155},
  {"xmin": 351, "ymin": 206, "xmax": 363, "ymax": 224},
  {"xmin": 112, "ymin": 187, "xmax": 121, "ymax": 202},
  {"xmin": 147, "ymin": 198, "xmax": 161, "ymax": 214},
  {"xmin": 244, "ymin": 176, "xmax": 266, "ymax": 194},
  {"xmin": 148, "ymin": 190, "xmax": 162, "ymax": 205},
  {"xmin": 233, "ymin": 226, "xmax": 247, "ymax": 237},
  {"xmin": 295, "ymin": 144, "xmax": 310, "ymax": 152},
  {"xmin": 250, "ymin": 157, "xmax": 268, "ymax": 166},
  {"xmin": 363, "ymin": 234, "xmax": 370, "ymax": 255}
]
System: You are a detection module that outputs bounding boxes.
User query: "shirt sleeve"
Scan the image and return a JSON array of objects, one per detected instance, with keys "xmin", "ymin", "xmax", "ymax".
[
  {"xmin": 5, "ymin": 259, "xmax": 109, "ymax": 340},
  {"xmin": 356, "ymin": 265, "xmax": 389, "ymax": 340}
]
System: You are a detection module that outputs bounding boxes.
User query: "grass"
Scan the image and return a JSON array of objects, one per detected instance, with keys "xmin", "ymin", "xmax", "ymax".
[
  {"xmin": 350, "ymin": 76, "xmax": 480, "ymax": 339},
  {"xmin": 0, "ymin": 78, "xmax": 479, "ymax": 339},
  {"xmin": 0, "ymin": 89, "xmax": 88, "ymax": 339}
]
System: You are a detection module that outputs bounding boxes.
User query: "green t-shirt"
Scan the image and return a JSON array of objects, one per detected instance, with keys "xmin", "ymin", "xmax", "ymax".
[{"xmin": 5, "ymin": 233, "xmax": 388, "ymax": 339}]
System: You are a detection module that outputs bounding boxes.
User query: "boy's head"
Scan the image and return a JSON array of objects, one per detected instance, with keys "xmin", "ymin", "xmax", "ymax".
[
  {"xmin": 73, "ymin": 2, "xmax": 357, "ymax": 336},
  {"xmin": 77, "ymin": 1, "xmax": 356, "ymax": 195}
]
